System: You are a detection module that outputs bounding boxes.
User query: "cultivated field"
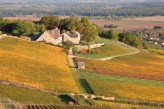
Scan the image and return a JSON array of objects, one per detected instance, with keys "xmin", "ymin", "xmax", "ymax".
[
  {"xmin": 125, "ymin": 16, "xmax": 164, "ymax": 22},
  {"xmin": 4, "ymin": 15, "xmax": 70, "ymax": 21},
  {"xmin": 0, "ymin": 37, "xmax": 79, "ymax": 93},
  {"xmin": 26, "ymin": 105, "xmax": 113, "ymax": 109},
  {"xmin": 4, "ymin": 17, "xmax": 41, "ymax": 21},
  {"xmin": 76, "ymin": 51, "xmax": 164, "ymax": 81},
  {"xmin": 87, "ymin": 79, "xmax": 164, "ymax": 102},
  {"xmin": 90, "ymin": 19, "xmax": 164, "ymax": 31}
]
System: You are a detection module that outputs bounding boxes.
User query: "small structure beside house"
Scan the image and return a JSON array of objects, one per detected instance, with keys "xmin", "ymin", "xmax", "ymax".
[
  {"xmin": 36, "ymin": 28, "xmax": 81, "ymax": 45},
  {"xmin": 77, "ymin": 62, "xmax": 85, "ymax": 69}
]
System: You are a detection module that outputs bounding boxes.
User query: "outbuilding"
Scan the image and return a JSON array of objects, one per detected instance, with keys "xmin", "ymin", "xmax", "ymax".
[{"xmin": 77, "ymin": 62, "xmax": 85, "ymax": 69}]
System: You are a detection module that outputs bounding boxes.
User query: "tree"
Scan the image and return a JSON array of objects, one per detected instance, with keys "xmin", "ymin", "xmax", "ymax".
[
  {"xmin": 108, "ymin": 29, "xmax": 118, "ymax": 40},
  {"xmin": 59, "ymin": 17, "xmax": 78, "ymax": 31},
  {"xmin": 81, "ymin": 24, "xmax": 98, "ymax": 44},
  {"xmin": 12, "ymin": 20, "xmax": 32, "ymax": 36},
  {"xmin": 81, "ymin": 17, "xmax": 90, "ymax": 27},
  {"xmin": 153, "ymin": 26, "xmax": 163, "ymax": 30},
  {"xmin": 40, "ymin": 16, "xmax": 60, "ymax": 29},
  {"xmin": 25, "ymin": 20, "xmax": 36, "ymax": 34},
  {"xmin": 35, "ymin": 23, "xmax": 46, "ymax": 33},
  {"xmin": 118, "ymin": 32, "xmax": 141, "ymax": 48},
  {"xmin": 76, "ymin": 21, "xmax": 85, "ymax": 34},
  {"xmin": 0, "ymin": 18, "xmax": 4, "ymax": 30},
  {"xmin": 99, "ymin": 29, "xmax": 118, "ymax": 40},
  {"xmin": 1, "ymin": 20, "xmax": 15, "ymax": 34},
  {"xmin": 99, "ymin": 30, "xmax": 109, "ymax": 38}
]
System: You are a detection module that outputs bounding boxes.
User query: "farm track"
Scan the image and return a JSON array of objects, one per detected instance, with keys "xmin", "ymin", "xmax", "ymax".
[
  {"xmin": 75, "ymin": 49, "xmax": 140, "ymax": 61},
  {"xmin": 99, "ymin": 49, "xmax": 140, "ymax": 61}
]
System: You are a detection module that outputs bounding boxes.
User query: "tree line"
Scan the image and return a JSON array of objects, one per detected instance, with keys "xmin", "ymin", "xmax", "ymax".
[
  {"xmin": 99, "ymin": 29, "xmax": 142, "ymax": 48},
  {"xmin": 0, "ymin": 16, "xmax": 98, "ymax": 45},
  {"xmin": 0, "ymin": 18, "xmax": 46, "ymax": 36},
  {"xmin": 0, "ymin": 15, "xmax": 146, "ymax": 48},
  {"xmin": 0, "ymin": 2, "xmax": 164, "ymax": 17}
]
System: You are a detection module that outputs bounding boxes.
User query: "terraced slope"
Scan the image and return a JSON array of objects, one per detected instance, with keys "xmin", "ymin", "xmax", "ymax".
[{"xmin": 0, "ymin": 37, "xmax": 79, "ymax": 93}]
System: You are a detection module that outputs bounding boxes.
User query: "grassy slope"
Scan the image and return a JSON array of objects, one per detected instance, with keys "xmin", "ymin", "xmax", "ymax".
[
  {"xmin": 0, "ymin": 37, "xmax": 79, "ymax": 93},
  {"xmin": 0, "ymin": 84, "xmax": 61, "ymax": 104},
  {"xmin": 79, "ymin": 72, "xmax": 164, "ymax": 87},
  {"xmin": 79, "ymin": 71, "xmax": 164, "ymax": 102},
  {"xmin": 76, "ymin": 51, "xmax": 164, "ymax": 81},
  {"xmin": 76, "ymin": 37, "xmax": 137, "ymax": 59}
]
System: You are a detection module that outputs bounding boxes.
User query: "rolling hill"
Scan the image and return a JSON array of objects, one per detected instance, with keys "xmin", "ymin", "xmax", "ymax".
[{"xmin": 0, "ymin": 37, "xmax": 79, "ymax": 93}]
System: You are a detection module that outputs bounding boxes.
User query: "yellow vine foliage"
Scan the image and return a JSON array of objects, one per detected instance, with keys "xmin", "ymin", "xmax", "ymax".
[
  {"xmin": 0, "ymin": 37, "xmax": 79, "ymax": 93},
  {"xmin": 87, "ymin": 79, "xmax": 164, "ymax": 102},
  {"xmin": 76, "ymin": 51, "xmax": 164, "ymax": 81}
]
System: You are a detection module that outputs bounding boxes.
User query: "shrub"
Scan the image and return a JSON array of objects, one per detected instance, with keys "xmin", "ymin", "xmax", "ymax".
[
  {"xmin": 79, "ymin": 48, "xmax": 88, "ymax": 54},
  {"xmin": 89, "ymin": 49, "xmax": 100, "ymax": 54},
  {"xmin": 153, "ymin": 26, "xmax": 163, "ymax": 30},
  {"xmin": 62, "ymin": 41, "xmax": 74, "ymax": 50},
  {"xmin": 72, "ymin": 46, "xmax": 79, "ymax": 54}
]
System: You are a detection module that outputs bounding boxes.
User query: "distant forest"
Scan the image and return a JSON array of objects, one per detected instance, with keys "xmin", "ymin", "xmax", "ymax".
[{"xmin": 0, "ymin": 2, "xmax": 164, "ymax": 17}]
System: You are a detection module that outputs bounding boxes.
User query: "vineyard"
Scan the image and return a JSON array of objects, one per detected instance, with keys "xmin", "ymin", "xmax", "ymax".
[
  {"xmin": 150, "ymin": 49, "xmax": 164, "ymax": 56},
  {"xmin": 26, "ymin": 105, "xmax": 112, "ymax": 109},
  {"xmin": 94, "ymin": 100, "xmax": 164, "ymax": 109},
  {"xmin": 0, "ymin": 37, "xmax": 79, "ymax": 93},
  {"xmin": 76, "ymin": 51, "xmax": 164, "ymax": 81},
  {"xmin": 86, "ymin": 79, "xmax": 164, "ymax": 102},
  {"xmin": 76, "ymin": 37, "xmax": 136, "ymax": 59},
  {"xmin": 0, "ymin": 84, "xmax": 60, "ymax": 104}
]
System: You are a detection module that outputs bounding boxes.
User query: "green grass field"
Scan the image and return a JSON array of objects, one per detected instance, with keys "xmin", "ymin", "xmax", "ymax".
[
  {"xmin": 76, "ymin": 37, "xmax": 137, "ymax": 59},
  {"xmin": 0, "ymin": 84, "xmax": 61, "ymax": 104},
  {"xmin": 0, "ymin": 37, "xmax": 79, "ymax": 93},
  {"xmin": 79, "ymin": 71, "xmax": 164, "ymax": 87}
]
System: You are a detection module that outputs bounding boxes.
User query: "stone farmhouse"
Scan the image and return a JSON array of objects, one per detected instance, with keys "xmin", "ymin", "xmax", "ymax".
[{"xmin": 36, "ymin": 28, "xmax": 81, "ymax": 45}]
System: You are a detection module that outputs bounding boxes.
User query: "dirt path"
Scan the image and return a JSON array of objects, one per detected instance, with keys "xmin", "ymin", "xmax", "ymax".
[
  {"xmin": 75, "ymin": 49, "xmax": 140, "ymax": 61},
  {"xmin": 99, "ymin": 50, "xmax": 140, "ymax": 61}
]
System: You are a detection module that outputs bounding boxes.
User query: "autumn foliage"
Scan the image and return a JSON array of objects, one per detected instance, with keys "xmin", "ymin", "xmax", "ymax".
[
  {"xmin": 76, "ymin": 51, "xmax": 164, "ymax": 81},
  {"xmin": 87, "ymin": 79, "xmax": 164, "ymax": 102},
  {"xmin": 0, "ymin": 37, "xmax": 79, "ymax": 93}
]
